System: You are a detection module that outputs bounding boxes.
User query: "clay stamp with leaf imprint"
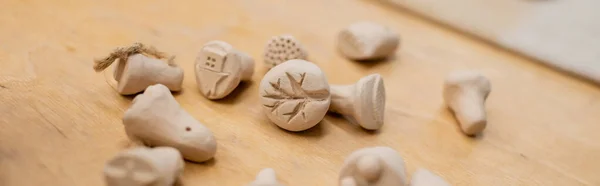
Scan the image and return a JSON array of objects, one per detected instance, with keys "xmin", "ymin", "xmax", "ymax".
[{"xmin": 259, "ymin": 59, "xmax": 331, "ymax": 131}]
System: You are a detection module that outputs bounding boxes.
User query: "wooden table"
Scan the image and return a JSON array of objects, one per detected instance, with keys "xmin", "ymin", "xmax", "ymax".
[{"xmin": 1, "ymin": 0, "xmax": 599, "ymax": 185}]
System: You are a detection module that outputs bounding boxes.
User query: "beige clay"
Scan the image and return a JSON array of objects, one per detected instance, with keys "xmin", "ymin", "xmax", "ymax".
[
  {"xmin": 410, "ymin": 169, "xmax": 450, "ymax": 186},
  {"xmin": 259, "ymin": 59, "xmax": 331, "ymax": 131},
  {"xmin": 247, "ymin": 168, "xmax": 285, "ymax": 186},
  {"xmin": 263, "ymin": 35, "xmax": 308, "ymax": 68},
  {"xmin": 104, "ymin": 146, "xmax": 184, "ymax": 186},
  {"xmin": 339, "ymin": 146, "xmax": 408, "ymax": 186},
  {"xmin": 93, "ymin": 43, "xmax": 184, "ymax": 95},
  {"xmin": 337, "ymin": 22, "xmax": 399, "ymax": 61},
  {"xmin": 443, "ymin": 71, "xmax": 491, "ymax": 136},
  {"xmin": 195, "ymin": 40, "xmax": 255, "ymax": 99},
  {"xmin": 124, "ymin": 84, "xmax": 217, "ymax": 162},
  {"xmin": 330, "ymin": 74, "xmax": 386, "ymax": 130}
]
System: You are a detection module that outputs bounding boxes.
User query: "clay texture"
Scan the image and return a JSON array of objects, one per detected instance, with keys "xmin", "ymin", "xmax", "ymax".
[
  {"xmin": 195, "ymin": 40, "xmax": 255, "ymax": 99},
  {"xmin": 263, "ymin": 35, "xmax": 308, "ymax": 68},
  {"xmin": 410, "ymin": 169, "xmax": 450, "ymax": 186},
  {"xmin": 259, "ymin": 59, "xmax": 331, "ymax": 131},
  {"xmin": 337, "ymin": 22, "xmax": 399, "ymax": 60},
  {"xmin": 330, "ymin": 74, "xmax": 386, "ymax": 130},
  {"xmin": 93, "ymin": 43, "xmax": 184, "ymax": 95},
  {"xmin": 104, "ymin": 147, "xmax": 184, "ymax": 186},
  {"xmin": 443, "ymin": 71, "xmax": 491, "ymax": 136},
  {"xmin": 339, "ymin": 146, "xmax": 408, "ymax": 186},
  {"xmin": 123, "ymin": 84, "xmax": 217, "ymax": 162},
  {"xmin": 247, "ymin": 168, "xmax": 285, "ymax": 186}
]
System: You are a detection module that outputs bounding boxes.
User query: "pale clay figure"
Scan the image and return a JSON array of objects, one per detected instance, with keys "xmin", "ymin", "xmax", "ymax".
[
  {"xmin": 337, "ymin": 22, "xmax": 399, "ymax": 61},
  {"xmin": 263, "ymin": 35, "xmax": 308, "ymax": 68},
  {"xmin": 124, "ymin": 84, "xmax": 217, "ymax": 162},
  {"xmin": 410, "ymin": 169, "xmax": 450, "ymax": 186},
  {"xmin": 259, "ymin": 59, "xmax": 331, "ymax": 131},
  {"xmin": 330, "ymin": 74, "xmax": 386, "ymax": 130},
  {"xmin": 104, "ymin": 146, "xmax": 184, "ymax": 186},
  {"xmin": 339, "ymin": 146, "xmax": 408, "ymax": 186},
  {"xmin": 195, "ymin": 40, "xmax": 255, "ymax": 99},
  {"xmin": 443, "ymin": 71, "xmax": 491, "ymax": 136},
  {"xmin": 93, "ymin": 43, "xmax": 184, "ymax": 95},
  {"xmin": 247, "ymin": 168, "xmax": 285, "ymax": 186}
]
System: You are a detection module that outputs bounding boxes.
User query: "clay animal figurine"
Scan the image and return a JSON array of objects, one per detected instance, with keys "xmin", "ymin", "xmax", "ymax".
[
  {"xmin": 247, "ymin": 168, "xmax": 285, "ymax": 186},
  {"xmin": 339, "ymin": 146, "xmax": 408, "ymax": 186},
  {"xmin": 337, "ymin": 22, "xmax": 399, "ymax": 61},
  {"xmin": 263, "ymin": 35, "xmax": 308, "ymax": 68},
  {"xmin": 329, "ymin": 74, "xmax": 386, "ymax": 130},
  {"xmin": 93, "ymin": 43, "xmax": 184, "ymax": 95},
  {"xmin": 123, "ymin": 84, "xmax": 217, "ymax": 162},
  {"xmin": 410, "ymin": 169, "xmax": 450, "ymax": 186},
  {"xmin": 104, "ymin": 146, "xmax": 184, "ymax": 186},
  {"xmin": 443, "ymin": 71, "xmax": 491, "ymax": 136},
  {"xmin": 259, "ymin": 59, "xmax": 331, "ymax": 131},
  {"xmin": 195, "ymin": 40, "xmax": 255, "ymax": 99}
]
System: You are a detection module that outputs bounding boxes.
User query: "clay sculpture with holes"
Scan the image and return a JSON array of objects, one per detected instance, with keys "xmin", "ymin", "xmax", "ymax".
[
  {"xmin": 263, "ymin": 35, "xmax": 308, "ymax": 68},
  {"xmin": 123, "ymin": 84, "xmax": 217, "ymax": 162},
  {"xmin": 443, "ymin": 71, "xmax": 491, "ymax": 136},
  {"xmin": 339, "ymin": 146, "xmax": 408, "ymax": 186},
  {"xmin": 338, "ymin": 22, "xmax": 399, "ymax": 61},
  {"xmin": 195, "ymin": 40, "xmax": 255, "ymax": 99},
  {"xmin": 410, "ymin": 169, "xmax": 450, "ymax": 186},
  {"xmin": 104, "ymin": 146, "xmax": 184, "ymax": 186},
  {"xmin": 259, "ymin": 59, "xmax": 331, "ymax": 131},
  {"xmin": 247, "ymin": 168, "xmax": 285, "ymax": 186},
  {"xmin": 330, "ymin": 74, "xmax": 386, "ymax": 130},
  {"xmin": 93, "ymin": 43, "xmax": 184, "ymax": 95}
]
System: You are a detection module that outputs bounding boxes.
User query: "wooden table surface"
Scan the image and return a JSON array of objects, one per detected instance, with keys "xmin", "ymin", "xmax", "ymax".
[{"xmin": 1, "ymin": 0, "xmax": 599, "ymax": 185}]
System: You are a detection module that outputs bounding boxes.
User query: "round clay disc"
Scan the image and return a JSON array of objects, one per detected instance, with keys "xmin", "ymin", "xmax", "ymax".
[
  {"xmin": 259, "ymin": 59, "xmax": 331, "ymax": 131},
  {"xmin": 353, "ymin": 74, "xmax": 386, "ymax": 130}
]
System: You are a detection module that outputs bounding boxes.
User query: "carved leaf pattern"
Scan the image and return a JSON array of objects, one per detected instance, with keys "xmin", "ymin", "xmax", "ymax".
[{"xmin": 263, "ymin": 72, "xmax": 329, "ymax": 122}]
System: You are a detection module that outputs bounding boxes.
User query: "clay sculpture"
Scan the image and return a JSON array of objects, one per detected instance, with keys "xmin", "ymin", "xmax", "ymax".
[
  {"xmin": 93, "ymin": 43, "xmax": 184, "ymax": 95},
  {"xmin": 330, "ymin": 74, "xmax": 386, "ymax": 130},
  {"xmin": 195, "ymin": 40, "xmax": 255, "ymax": 99},
  {"xmin": 259, "ymin": 59, "xmax": 331, "ymax": 131},
  {"xmin": 263, "ymin": 35, "xmax": 308, "ymax": 68},
  {"xmin": 410, "ymin": 169, "xmax": 450, "ymax": 186},
  {"xmin": 247, "ymin": 168, "xmax": 285, "ymax": 186},
  {"xmin": 337, "ymin": 22, "xmax": 399, "ymax": 61},
  {"xmin": 104, "ymin": 146, "xmax": 184, "ymax": 186},
  {"xmin": 123, "ymin": 84, "xmax": 217, "ymax": 162},
  {"xmin": 443, "ymin": 71, "xmax": 491, "ymax": 136},
  {"xmin": 339, "ymin": 146, "xmax": 408, "ymax": 186}
]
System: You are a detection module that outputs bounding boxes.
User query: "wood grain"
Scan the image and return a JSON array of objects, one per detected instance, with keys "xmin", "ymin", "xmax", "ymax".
[{"xmin": 1, "ymin": 0, "xmax": 599, "ymax": 185}]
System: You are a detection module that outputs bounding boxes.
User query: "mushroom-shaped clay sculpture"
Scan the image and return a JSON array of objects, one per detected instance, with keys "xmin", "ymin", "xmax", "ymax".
[
  {"xmin": 410, "ymin": 169, "xmax": 450, "ymax": 186},
  {"xmin": 247, "ymin": 168, "xmax": 285, "ymax": 186},
  {"xmin": 263, "ymin": 35, "xmax": 308, "ymax": 68},
  {"xmin": 93, "ymin": 43, "xmax": 184, "ymax": 95},
  {"xmin": 104, "ymin": 146, "xmax": 184, "ymax": 186},
  {"xmin": 329, "ymin": 74, "xmax": 386, "ymax": 130},
  {"xmin": 443, "ymin": 71, "xmax": 491, "ymax": 136},
  {"xmin": 337, "ymin": 22, "xmax": 399, "ymax": 61},
  {"xmin": 195, "ymin": 40, "xmax": 255, "ymax": 99},
  {"xmin": 339, "ymin": 146, "xmax": 408, "ymax": 186},
  {"xmin": 124, "ymin": 84, "xmax": 217, "ymax": 162},
  {"xmin": 259, "ymin": 59, "xmax": 331, "ymax": 131}
]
